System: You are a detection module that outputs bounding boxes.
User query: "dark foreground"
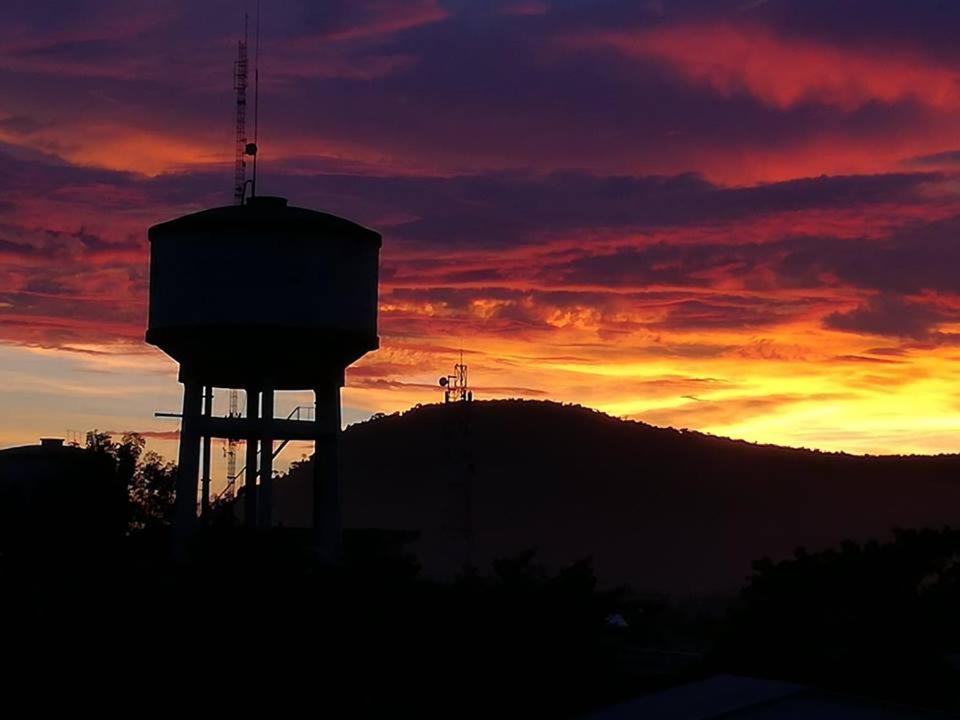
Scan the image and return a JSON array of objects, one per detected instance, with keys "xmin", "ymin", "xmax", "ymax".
[{"xmin": 2, "ymin": 526, "xmax": 959, "ymax": 716}]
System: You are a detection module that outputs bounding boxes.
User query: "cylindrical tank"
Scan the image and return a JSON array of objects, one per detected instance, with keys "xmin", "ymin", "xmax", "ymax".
[{"xmin": 146, "ymin": 196, "xmax": 381, "ymax": 388}]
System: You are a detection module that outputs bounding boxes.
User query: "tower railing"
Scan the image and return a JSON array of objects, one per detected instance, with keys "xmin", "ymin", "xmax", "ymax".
[{"xmin": 213, "ymin": 404, "xmax": 315, "ymax": 501}]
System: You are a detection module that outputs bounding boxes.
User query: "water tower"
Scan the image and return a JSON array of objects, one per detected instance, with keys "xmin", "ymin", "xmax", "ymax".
[{"xmin": 146, "ymin": 195, "xmax": 381, "ymax": 556}]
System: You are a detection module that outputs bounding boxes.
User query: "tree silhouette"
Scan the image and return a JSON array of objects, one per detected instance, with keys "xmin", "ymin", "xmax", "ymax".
[
  {"xmin": 85, "ymin": 430, "xmax": 176, "ymax": 532},
  {"xmin": 716, "ymin": 527, "xmax": 960, "ymax": 710}
]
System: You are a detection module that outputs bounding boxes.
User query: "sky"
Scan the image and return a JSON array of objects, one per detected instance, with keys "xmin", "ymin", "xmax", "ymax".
[{"xmin": 4, "ymin": 0, "xmax": 960, "ymax": 481}]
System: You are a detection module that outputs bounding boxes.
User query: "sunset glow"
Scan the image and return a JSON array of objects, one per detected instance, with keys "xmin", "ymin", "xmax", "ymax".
[{"xmin": 4, "ymin": 0, "xmax": 960, "ymax": 484}]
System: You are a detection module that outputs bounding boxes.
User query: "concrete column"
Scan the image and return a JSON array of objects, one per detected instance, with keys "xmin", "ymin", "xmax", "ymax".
[
  {"xmin": 244, "ymin": 387, "xmax": 259, "ymax": 529},
  {"xmin": 173, "ymin": 380, "xmax": 203, "ymax": 539},
  {"xmin": 258, "ymin": 387, "xmax": 274, "ymax": 528},
  {"xmin": 200, "ymin": 385, "xmax": 213, "ymax": 521},
  {"xmin": 313, "ymin": 384, "xmax": 342, "ymax": 561}
]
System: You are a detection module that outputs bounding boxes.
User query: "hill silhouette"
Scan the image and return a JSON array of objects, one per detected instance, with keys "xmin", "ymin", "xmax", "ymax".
[{"xmin": 274, "ymin": 400, "xmax": 960, "ymax": 594}]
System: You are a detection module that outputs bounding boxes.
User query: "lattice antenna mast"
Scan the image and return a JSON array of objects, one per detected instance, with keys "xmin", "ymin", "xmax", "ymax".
[
  {"xmin": 251, "ymin": 0, "xmax": 260, "ymax": 197},
  {"xmin": 233, "ymin": 14, "xmax": 249, "ymax": 205},
  {"xmin": 457, "ymin": 349, "xmax": 467, "ymax": 397},
  {"xmin": 223, "ymin": 13, "xmax": 251, "ymax": 496}
]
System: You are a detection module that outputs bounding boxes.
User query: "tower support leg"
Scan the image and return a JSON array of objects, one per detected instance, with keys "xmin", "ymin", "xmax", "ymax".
[
  {"xmin": 258, "ymin": 387, "xmax": 274, "ymax": 529},
  {"xmin": 173, "ymin": 380, "xmax": 203, "ymax": 541},
  {"xmin": 313, "ymin": 384, "xmax": 342, "ymax": 562},
  {"xmin": 244, "ymin": 387, "xmax": 259, "ymax": 529},
  {"xmin": 200, "ymin": 385, "xmax": 213, "ymax": 522}
]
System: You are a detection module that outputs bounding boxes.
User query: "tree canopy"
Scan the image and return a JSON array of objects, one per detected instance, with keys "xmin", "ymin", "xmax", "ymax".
[{"xmin": 85, "ymin": 430, "xmax": 176, "ymax": 532}]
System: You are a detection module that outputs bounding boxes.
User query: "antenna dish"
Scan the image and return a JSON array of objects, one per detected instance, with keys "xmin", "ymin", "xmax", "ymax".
[
  {"xmin": 245, "ymin": 142, "xmax": 258, "ymax": 156},
  {"xmin": 439, "ymin": 377, "xmax": 449, "ymax": 387}
]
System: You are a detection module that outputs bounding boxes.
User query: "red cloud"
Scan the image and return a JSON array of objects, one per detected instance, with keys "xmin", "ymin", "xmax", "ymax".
[
  {"xmin": 574, "ymin": 23, "xmax": 960, "ymax": 111},
  {"xmin": 299, "ymin": 0, "xmax": 449, "ymax": 43}
]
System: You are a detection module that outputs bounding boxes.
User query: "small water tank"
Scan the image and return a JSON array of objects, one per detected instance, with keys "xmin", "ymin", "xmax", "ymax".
[{"xmin": 146, "ymin": 196, "xmax": 381, "ymax": 389}]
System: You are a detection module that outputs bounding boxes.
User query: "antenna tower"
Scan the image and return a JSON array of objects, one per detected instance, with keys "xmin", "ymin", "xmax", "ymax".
[
  {"xmin": 438, "ymin": 351, "xmax": 475, "ymax": 567},
  {"xmin": 233, "ymin": 15, "xmax": 249, "ymax": 205},
  {"xmin": 439, "ymin": 350, "xmax": 472, "ymax": 403},
  {"xmin": 222, "ymin": 14, "xmax": 251, "ymax": 497},
  {"xmin": 251, "ymin": 0, "xmax": 260, "ymax": 197},
  {"xmin": 223, "ymin": 6, "xmax": 262, "ymax": 500}
]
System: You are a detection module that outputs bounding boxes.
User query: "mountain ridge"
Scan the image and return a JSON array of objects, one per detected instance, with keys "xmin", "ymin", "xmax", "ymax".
[
  {"xmin": 274, "ymin": 399, "xmax": 960, "ymax": 594},
  {"xmin": 351, "ymin": 399, "xmax": 960, "ymax": 460}
]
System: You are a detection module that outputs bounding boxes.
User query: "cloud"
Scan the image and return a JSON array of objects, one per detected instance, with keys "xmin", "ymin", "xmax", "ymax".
[
  {"xmin": 350, "ymin": 377, "xmax": 548, "ymax": 396},
  {"xmin": 576, "ymin": 23, "xmax": 960, "ymax": 111},
  {"xmin": 288, "ymin": 169, "xmax": 941, "ymax": 249},
  {"xmin": 777, "ymin": 217, "xmax": 960, "ymax": 297},
  {"xmin": 1, "ymin": 133, "xmax": 957, "ymax": 351},
  {"xmin": 824, "ymin": 294, "xmax": 955, "ymax": 339},
  {"xmin": 499, "ymin": 1, "xmax": 549, "ymax": 17},
  {"xmin": 636, "ymin": 392, "xmax": 852, "ymax": 429},
  {"xmin": 902, "ymin": 149, "xmax": 960, "ymax": 169},
  {"xmin": 294, "ymin": 0, "xmax": 449, "ymax": 42},
  {"xmin": 104, "ymin": 429, "xmax": 179, "ymax": 440},
  {"xmin": 5, "ymin": 0, "xmax": 953, "ymax": 185}
]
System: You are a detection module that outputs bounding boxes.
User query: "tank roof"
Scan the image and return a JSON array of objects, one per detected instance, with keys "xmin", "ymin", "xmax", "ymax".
[
  {"xmin": 149, "ymin": 196, "xmax": 382, "ymax": 246},
  {"xmin": 0, "ymin": 441, "xmax": 87, "ymax": 458}
]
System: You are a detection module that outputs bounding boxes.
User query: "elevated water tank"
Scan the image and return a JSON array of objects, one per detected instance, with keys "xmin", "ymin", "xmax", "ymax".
[
  {"xmin": 145, "ymin": 195, "xmax": 382, "ymax": 545},
  {"xmin": 146, "ymin": 195, "xmax": 381, "ymax": 389}
]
